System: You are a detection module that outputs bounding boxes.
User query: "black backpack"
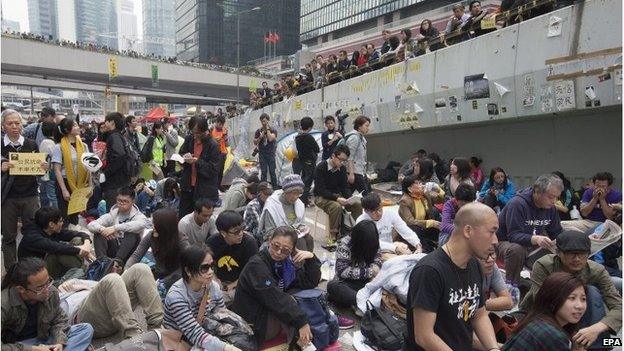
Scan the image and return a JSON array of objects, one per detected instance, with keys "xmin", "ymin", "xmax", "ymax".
[
  {"xmin": 121, "ymin": 136, "xmax": 141, "ymax": 178},
  {"xmin": 361, "ymin": 301, "xmax": 406, "ymax": 351},
  {"xmin": 86, "ymin": 257, "xmax": 115, "ymax": 281}
]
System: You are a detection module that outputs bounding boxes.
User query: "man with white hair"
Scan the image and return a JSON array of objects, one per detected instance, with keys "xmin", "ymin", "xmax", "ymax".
[
  {"xmin": 496, "ymin": 174, "xmax": 564, "ymax": 284},
  {"xmin": 406, "ymin": 202, "xmax": 500, "ymax": 351},
  {"xmin": 1, "ymin": 109, "xmax": 48, "ymax": 267}
]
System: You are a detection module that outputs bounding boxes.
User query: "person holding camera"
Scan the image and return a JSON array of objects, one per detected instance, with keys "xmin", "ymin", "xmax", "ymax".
[
  {"xmin": 321, "ymin": 115, "xmax": 342, "ymax": 161},
  {"xmin": 253, "ymin": 113, "xmax": 278, "ymax": 188}
]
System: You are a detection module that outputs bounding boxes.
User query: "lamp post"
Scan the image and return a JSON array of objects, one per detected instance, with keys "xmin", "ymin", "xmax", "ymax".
[{"xmin": 235, "ymin": 6, "xmax": 261, "ymax": 107}]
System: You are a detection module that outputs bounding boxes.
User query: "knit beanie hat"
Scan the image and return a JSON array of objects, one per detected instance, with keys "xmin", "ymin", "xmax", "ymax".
[{"xmin": 282, "ymin": 174, "xmax": 304, "ymax": 193}]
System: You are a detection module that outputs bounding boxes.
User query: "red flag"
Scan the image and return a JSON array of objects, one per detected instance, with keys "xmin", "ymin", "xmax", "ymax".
[{"xmin": 268, "ymin": 31, "xmax": 276, "ymax": 43}]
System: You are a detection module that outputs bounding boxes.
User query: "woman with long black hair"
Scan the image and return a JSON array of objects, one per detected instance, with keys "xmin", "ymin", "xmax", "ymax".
[
  {"xmin": 443, "ymin": 157, "xmax": 473, "ymax": 198},
  {"xmin": 479, "ymin": 167, "xmax": 516, "ymax": 211},
  {"xmin": 503, "ymin": 272, "xmax": 587, "ymax": 350},
  {"xmin": 327, "ymin": 220, "xmax": 382, "ymax": 308}
]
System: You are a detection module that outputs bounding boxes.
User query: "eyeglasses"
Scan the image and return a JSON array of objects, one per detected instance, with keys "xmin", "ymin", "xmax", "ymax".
[
  {"xmin": 227, "ymin": 227, "xmax": 244, "ymax": 236},
  {"xmin": 563, "ymin": 251, "xmax": 589, "ymax": 259},
  {"xmin": 116, "ymin": 198, "xmax": 132, "ymax": 204},
  {"xmin": 484, "ymin": 252, "xmax": 497, "ymax": 262},
  {"xmin": 270, "ymin": 242, "xmax": 293, "ymax": 255},
  {"xmin": 27, "ymin": 278, "xmax": 53, "ymax": 295},
  {"xmin": 199, "ymin": 263, "xmax": 212, "ymax": 274}
]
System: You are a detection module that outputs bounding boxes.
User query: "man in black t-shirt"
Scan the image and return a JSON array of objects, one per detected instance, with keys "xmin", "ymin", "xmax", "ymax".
[
  {"xmin": 294, "ymin": 117, "xmax": 319, "ymax": 206},
  {"xmin": 206, "ymin": 210, "xmax": 258, "ymax": 304},
  {"xmin": 405, "ymin": 202, "xmax": 500, "ymax": 351}
]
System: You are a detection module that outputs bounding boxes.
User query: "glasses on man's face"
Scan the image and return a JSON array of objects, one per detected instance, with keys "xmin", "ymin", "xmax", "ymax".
[
  {"xmin": 484, "ymin": 252, "xmax": 497, "ymax": 262},
  {"xmin": 27, "ymin": 278, "xmax": 53, "ymax": 295},
  {"xmin": 563, "ymin": 251, "xmax": 589, "ymax": 259},
  {"xmin": 116, "ymin": 198, "xmax": 132, "ymax": 205},
  {"xmin": 270, "ymin": 241, "xmax": 293, "ymax": 256},
  {"xmin": 227, "ymin": 227, "xmax": 244, "ymax": 236}
]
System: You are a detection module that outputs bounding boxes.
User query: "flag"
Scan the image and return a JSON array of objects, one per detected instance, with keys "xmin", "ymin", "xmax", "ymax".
[
  {"xmin": 264, "ymin": 32, "xmax": 270, "ymax": 43},
  {"xmin": 108, "ymin": 57, "xmax": 118, "ymax": 78},
  {"xmin": 269, "ymin": 31, "xmax": 277, "ymax": 43},
  {"xmin": 274, "ymin": 31, "xmax": 280, "ymax": 42}
]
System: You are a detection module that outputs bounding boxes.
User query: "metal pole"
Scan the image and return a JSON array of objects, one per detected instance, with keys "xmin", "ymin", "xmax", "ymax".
[
  {"xmin": 30, "ymin": 86, "xmax": 34, "ymax": 119},
  {"xmin": 236, "ymin": 12, "xmax": 240, "ymax": 107}
]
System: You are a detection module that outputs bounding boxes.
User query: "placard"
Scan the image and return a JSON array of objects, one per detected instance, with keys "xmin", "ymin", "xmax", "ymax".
[{"xmin": 8, "ymin": 152, "xmax": 47, "ymax": 175}]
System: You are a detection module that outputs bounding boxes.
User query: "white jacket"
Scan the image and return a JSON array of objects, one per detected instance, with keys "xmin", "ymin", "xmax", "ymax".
[
  {"xmin": 356, "ymin": 253, "xmax": 425, "ymax": 313},
  {"xmin": 356, "ymin": 209, "xmax": 421, "ymax": 252}
]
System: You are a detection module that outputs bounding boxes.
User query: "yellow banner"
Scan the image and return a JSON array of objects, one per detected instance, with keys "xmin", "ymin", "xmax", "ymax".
[
  {"xmin": 108, "ymin": 57, "xmax": 118, "ymax": 78},
  {"xmin": 481, "ymin": 16, "xmax": 496, "ymax": 30},
  {"xmin": 68, "ymin": 187, "xmax": 92, "ymax": 215},
  {"xmin": 8, "ymin": 152, "xmax": 47, "ymax": 175}
]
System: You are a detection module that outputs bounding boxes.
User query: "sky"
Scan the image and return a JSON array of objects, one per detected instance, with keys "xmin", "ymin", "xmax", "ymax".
[{"xmin": 1, "ymin": 0, "xmax": 144, "ymax": 39}]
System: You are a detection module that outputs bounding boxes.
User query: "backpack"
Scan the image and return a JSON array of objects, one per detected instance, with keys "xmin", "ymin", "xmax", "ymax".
[
  {"xmin": 85, "ymin": 257, "xmax": 118, "ymax": 281},
  {"xmin": 360, "ymin": 301, "xmax": 406, "ymax": 351},
  {"xmin": 140, "ymin": 136, "xmax": 155, "ymax": 163},
  {"xmin": 121, "ymin": 136, "xmax": 141, "ymax": 179},
  {"xmin": 292, "ymin": 289, "xmax": 339, "ymax": 350},
  {"xmin": 335, "ymin": 131, "xmax": 358, "ymax": 149}
]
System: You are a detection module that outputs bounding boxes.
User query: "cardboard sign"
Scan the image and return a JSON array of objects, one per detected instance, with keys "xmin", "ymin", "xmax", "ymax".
[
  {"xmin": 8, "ymin": 152, "xmax": 47, "ymax": 175},
  {"xmin": 481, "ymin": 16, "xmax": 496, "ymax": 30}
]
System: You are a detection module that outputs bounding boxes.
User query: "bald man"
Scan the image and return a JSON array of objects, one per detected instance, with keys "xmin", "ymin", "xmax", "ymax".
[{"xmin": 404, "ymin": 202, "xmax": 500, "ymax": 351}]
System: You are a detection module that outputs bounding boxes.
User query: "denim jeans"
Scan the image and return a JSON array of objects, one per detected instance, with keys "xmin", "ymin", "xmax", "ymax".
[
  {"xmin": 20, "ymin": 323, "xmax": 93, "ymax": 351},
  {"xmin": 40, "ymin": 179, "xmax": 58, "ymax": 208},
  {"xmin": 579, "ymin": 285, "xmax": 613, "ymax": 350},
  {"xmin": 259, "ymin": 152, "xmax": 278, "ymax": 187}
]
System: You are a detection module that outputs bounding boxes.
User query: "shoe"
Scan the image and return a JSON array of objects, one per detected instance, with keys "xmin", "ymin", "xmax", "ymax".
[{"xmin": 337, "ymin": 315, "xmax": 355, "ymax": 329}]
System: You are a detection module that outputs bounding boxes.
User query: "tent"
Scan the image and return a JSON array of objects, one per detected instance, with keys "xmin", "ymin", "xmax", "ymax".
[{"xmin": 143, "ymin": 107, "xmax": 167, "ymax": 122}]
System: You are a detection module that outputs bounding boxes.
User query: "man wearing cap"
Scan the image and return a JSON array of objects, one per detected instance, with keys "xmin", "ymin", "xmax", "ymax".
[
  {"xmin": 244, "ymin": 181, "xmax": 274, "ymax": 245},
  {"xmin": 258, "ymin": 174, "xmax": 313, "ymax": 251},
  {"xmin": 521, "ymin": 230, "xmax": 622, "ymax": 349}
]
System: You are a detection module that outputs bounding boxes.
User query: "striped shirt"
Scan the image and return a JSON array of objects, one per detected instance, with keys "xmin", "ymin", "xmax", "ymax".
[{"xmin": 163, "ymin": 279, "xmax": 226, "ymax": 350}]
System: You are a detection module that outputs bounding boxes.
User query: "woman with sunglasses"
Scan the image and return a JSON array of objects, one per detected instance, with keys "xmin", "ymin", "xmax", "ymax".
[
  {"xmin": 232, "ymin": 226, "xmax": 320, "ymax": 348},
  {"xmin": 503, "ymin": 272, "xmax": 587, "ymax": 350},
  {"xmin": 163, "ymin": 245, "xmax": 244, "ymax": 351}
]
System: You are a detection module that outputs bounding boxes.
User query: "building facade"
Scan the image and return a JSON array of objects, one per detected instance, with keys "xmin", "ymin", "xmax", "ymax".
[
  {"xmin": 143, "ymin": 0, "xmax": 176, "ymax": 58},
  {"xmin": 119, "ymin": 0, "xmax": 139, "ymax": 52},
  {"xmin": 27, "ymin": 0, "xmax": 58, "ymax": 39},
  {"xmin": 75, "ymin": 0, "xmax": 118, "ymax": 49},
  {"xmin": 175, "ymin": 0, "xmax": 224, "ymax": 63}
]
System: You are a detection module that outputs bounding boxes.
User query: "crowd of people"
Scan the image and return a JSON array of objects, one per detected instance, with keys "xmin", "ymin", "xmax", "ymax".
[
  {"xmin": 2, "ymin": 31, "xmax": 272, "ymax": 79},
  {"xmin": 249, "ymin": 0, "xmax": 568, "ymax": 110},
  {"xmin": 1, "ymin": 101, "xmax": 621, "ymax": 351}
]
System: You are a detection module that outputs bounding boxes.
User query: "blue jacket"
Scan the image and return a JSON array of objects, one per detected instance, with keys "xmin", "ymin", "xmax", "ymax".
[
  {"xmin": 478, "ymin": 179, "xmax": 516, "ymax": 206},
  {"xmin": 497, "ymin": 188, "xmax": 562, "ymax": 246}
]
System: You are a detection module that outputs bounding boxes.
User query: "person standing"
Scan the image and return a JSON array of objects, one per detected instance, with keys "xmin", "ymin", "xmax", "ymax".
[
  {"xmin": 294, "ymin": 117, "xmax": 319, "ymax": 206},
  {"xmin": 1, "ymin": 109, "xmax": 48, "ymax": 268},
  {"xmin": 405, "ymin": 202, "xmax": 500, "ymax": 351},
  {"xmin": 178, "ymin": 117, "xmax": 221, "ymax": 217},
  {"xmin": 162, "ymin": 119, "xmax": 179, "ymax": 177},
  {"xmin": 210, "ymin": 115, "xmax": 229, "ymax": 190},
  {"xmin": 101, "ymin": 112, "xmax": 132, "ymax": 211},
  {"xmin": 321, "ymin": 116, "xmax": 342, "ymax": 161},
  {"xmin": 253, "ymin": 113, "xmax": 278, "ymax": 188},
  {"xmin": 23, "ymin": 106, "xmax": 56, "ymax": 147},
  {"xmin": 123, "ymin": 115, "xmax": 140, "ymax": 153},
  {"xmin": 345, "ymin": 115, "xmax": 371, "ymax": 195}
]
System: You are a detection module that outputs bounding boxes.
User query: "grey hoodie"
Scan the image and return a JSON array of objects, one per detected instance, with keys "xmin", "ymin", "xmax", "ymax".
[
  {"xmin": 222, "ymin": 178, "xmax": 248, "ymax": 214},
  {"xmin": 87, "ymin": 204, "xmax": 150, "ymax": 238}
]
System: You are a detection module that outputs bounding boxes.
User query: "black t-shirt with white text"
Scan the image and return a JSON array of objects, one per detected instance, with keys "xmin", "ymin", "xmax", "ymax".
[
  {"xmin": 404, "ymin": 248, "xmax": 484, "ymax": 351},
  {"xmin": 206, "ymin": 234, "xmax": 258, "ymax": 283}
]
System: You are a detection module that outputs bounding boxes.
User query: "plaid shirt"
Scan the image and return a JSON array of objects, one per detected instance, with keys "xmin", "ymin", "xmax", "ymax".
[
  {"xmin": 503, "ymin": 319, "xmax": 571, "ymax": 350},
  {"xmin": 244, "ymin": 198, "xmax": 264, "ymax": 244}
]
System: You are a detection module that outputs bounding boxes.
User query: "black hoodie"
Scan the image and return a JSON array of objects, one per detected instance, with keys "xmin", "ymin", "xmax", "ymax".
[{"xmin": 295, "ymin": 131, "xmax": 319, "ymax": 165}]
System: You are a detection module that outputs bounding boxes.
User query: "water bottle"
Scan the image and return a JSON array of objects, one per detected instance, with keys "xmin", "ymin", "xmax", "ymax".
[
  {"xmin": 328, "ymin": 253, "xmax": 336, "ymax": 280},
  {"xmin": 569, "ymin": 205, "xmax": 581, "ymax": 220},
  {"xmin": 320, "ymin": 253, "xmax": 330, "ymax": 281}
]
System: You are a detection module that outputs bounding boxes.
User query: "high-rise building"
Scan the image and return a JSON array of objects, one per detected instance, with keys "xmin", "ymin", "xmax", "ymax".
[
  {"xmin": 75, "ymin": 0, "xmax": 118, "ymax": 49},
  {"xmin": 300, "ymin": 0, "xmax": 457, "ymax": 46},
  {"xmin": 143, "ymin": 0, "xmax": 176, "ymax": 58},
  {"xmin": 175, "ymin": 0, "xmax": 300, "ymax": 65},
  {"xmin": 174, "ymin": 0, "xmax": 224, "ymax": 63},
  {"xmin": 27, "ymin": 0, "xmax": 58, "ymax": 39},
  {"xmin": 2, "ymin": 19, "xmax": 21, "ymax": 33},
  {"xmin": 118, "ymin": 0, "xmax": 139, "ymax": 51}
]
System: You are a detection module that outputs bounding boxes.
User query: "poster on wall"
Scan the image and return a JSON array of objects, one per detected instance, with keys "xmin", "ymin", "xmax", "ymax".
[
  {"xmin": 554, "ymin": 80, "xmax": 576, "ymax": 110},
  {"xmin": 522, "ymin": 74, "xmax": 536, "ymax": 107},
  {"xmin": 464, "ymin": 74, "xmax": 490, "ymax": 100}
]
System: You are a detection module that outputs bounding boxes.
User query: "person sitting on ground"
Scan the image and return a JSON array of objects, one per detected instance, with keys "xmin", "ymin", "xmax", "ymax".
[
  {"xmin": 154, "ymin": 177, "xmax": 181, "ymax": 212},
  {"xmin": 258, "ymin": 174, "xmax": 314, "ymax": 251},
  {"xmin": 552, "ymin": 171, "xmax": 577, "ymax": 221},
  {"xmin": 398, "ymin": 176, "xmax": 441, "ymax": 253},
  {"xmin": 479, "ymin": 167, "xmax": 516, "ymax": 211},
  {"xmin": 503, "ymin": 272, "xmax": 587, "ymax": 350},
  {"xmin": 58, "ymin": 263, "xmax": 163, "ymax": 339},
  {"xmin": 18, "ymin": 207, "xmax": 92, "ymax": 279},
  {"xmin": 469, "ymin": 156, "xmax": 484, "ymax": 191},
  {"xmin": 429, "ymin": 152, "xmax": 449, "ymax": 184},
  {"xmin": 440, "ymin": 183, "xmax": 477, "ymax": 245},
  {"xmin": 314, "ymin": 145, "xmax": 363, "ymax": 247},
  {"xmin": 479, "ymin": 251, "xmax": 513, "ymax": 312},
  {"xmin": 497, "ymin": 174, "xmax": 563, "ymax": 284},
  {"xmin": 357, "ymin": 193, "xmax": 422, "ymax": 258},
  {"xmin": 563, "ymin": 171, "xmax": 622, "ymax": 234},
  {"xmin": 177, "ymin": 198, "xmax": 218, "ymax": 246},
  {"xmin": 126, "ymin": 208, "xmax": 186, "ymax": 297},
  {"xmin": 414, "ymin": 158, "xmax": 446, "ymax": 204},
  {"xmin": 244, "ymin": 182, "xmax": 274, "ymax": 245},
  {"xmin": 520, "ymin": 230, "xmax": 622, "ymax": 349},
  {"xmin": 207, "ymin": 210, "xmax": 258, "ymax": 304},
  {"xmin": 294, "ymin": 117, "xmax": 320, "ymax": 207},
  {"xmin": 327, "ymin": 220, "xmax": 382, "ymax": 310},
  {"xmin": 88, "ymin": 186, "xmax": 149, "ymax": 265},
  {"xmin": 1, "ymin": 257, "xmax": 94, "ymax": 350},
  {"xmin": 134, "ymin": 178, "xmax": 157, "ymax": 215},
  {"xmin": 163, "ymin": 245, "xmax": 245, "ymax": 351},
  {"xmin": 222, "ymin": 174, "xmax": 259, "ymax": 215},
  {"xmin": 398, "ymin": 153, "xmax": 420, "ymax": 182},
  {"xmin": 443, "ymin": 157, "xmax": 474, "ymax": 199},
  {"xmin": 231, "ymin": 226, "xmax": 322, "ymax": 347},
  {"xmin": 405, "ymin": 202, "xmax": 500, "ymax": 351},
  {"xmin": 321, "ymin": 116, "xmax": 342, "ymax": 161}
]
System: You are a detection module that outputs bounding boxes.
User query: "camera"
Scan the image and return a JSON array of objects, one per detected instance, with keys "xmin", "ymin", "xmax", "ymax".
[{"xmin": 335, "ymin": 109, "xmax": 349, "ymax": 134}]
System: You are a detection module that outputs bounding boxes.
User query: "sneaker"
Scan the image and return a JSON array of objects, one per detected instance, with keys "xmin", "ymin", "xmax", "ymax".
[{"xmin": 337, "ymin": 316, "xmax": 355, "ymax": 329}]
